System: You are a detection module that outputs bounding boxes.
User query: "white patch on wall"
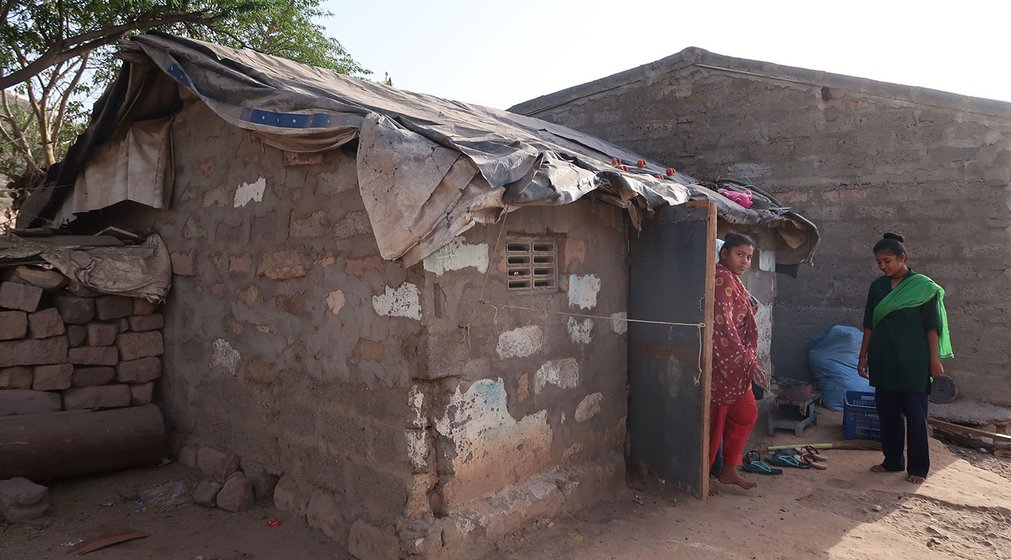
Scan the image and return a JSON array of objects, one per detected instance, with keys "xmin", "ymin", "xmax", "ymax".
[
  {"xmin": 325, "ymin": 290, "xmax": 346, "ymax": 314},
  {"xmin": 233, "ymin": 177, "xmax": 266, "ymax": 208},
  {"xmin": 496, "ymin": 325, "xmax": 544, "ymax": 359},
  {"xmin": 575, "ymin": 392, "xmax": 603, "ymax": 422},
  {"xmin": 434, "ymin": 378, "xmax": 552, "ymax": 500},
  {"xmin": 423, "ymin": 237, "xmax": 489, "ymax": 276},
  {"xmin": 754, "ymin": 303, "xmax": 773, "ymax": 375},
  {"xmin": 567, "ymin": 317, "xmax": 594, "ymax": 345},
  {"xmin": 372, "ymin": 283, "xmax": 422, "ymax": 320},
  {"xmin": 567, "ymin": 274, "xmax": 601, "ymax": 310},
  {"xmin": 210, "ymin": 338, "xmax": 241, "ymax": 376},
  {"xmin": 534, "ymin": 358, "xmax": 579, "ymax": 394},
  {"xmin": 759, "ymin": 249, "xmax": 776, "ymax": 272},
  {"xmin": 408, "ymin": 384, "xmax": 426, "ymax": 428},
  {"xmin": 406, "ymin": 429, "xmax": 429, "ymax": 471},
  {"xmin": 610, "ymin": 312, "xmax": 628, "ymax": 335}
]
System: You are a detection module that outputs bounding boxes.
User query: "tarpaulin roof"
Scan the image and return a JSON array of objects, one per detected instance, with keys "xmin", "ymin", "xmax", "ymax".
[
  {"xmin": 0, "ymin": 234, "xmax": 171, "ymax": 301},
  {"xmin": 20, "ymin": 33, "xmax": 817, "ymax": 267}
]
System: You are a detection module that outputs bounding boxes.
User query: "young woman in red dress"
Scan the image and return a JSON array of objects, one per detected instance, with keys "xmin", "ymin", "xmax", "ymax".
[{"xmin": 709, "ymin": 233, "xmax": 765, "ymax": 492}]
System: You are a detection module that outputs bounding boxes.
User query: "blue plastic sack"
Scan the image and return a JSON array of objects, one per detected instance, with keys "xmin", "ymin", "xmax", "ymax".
[{"xmin": 808, "ymin": 325, "xmax": 873, "ymax": 411}]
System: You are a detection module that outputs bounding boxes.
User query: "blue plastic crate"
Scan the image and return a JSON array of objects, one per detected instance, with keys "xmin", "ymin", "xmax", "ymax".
[{"xmin": 843, "ymin": 391, "xmax": 881, "ymax": 441}]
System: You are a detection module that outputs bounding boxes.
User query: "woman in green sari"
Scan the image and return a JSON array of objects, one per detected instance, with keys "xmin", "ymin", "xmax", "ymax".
[{"xmin": 857, "ymin": 232, "xmax": 952, "ymax": 484}]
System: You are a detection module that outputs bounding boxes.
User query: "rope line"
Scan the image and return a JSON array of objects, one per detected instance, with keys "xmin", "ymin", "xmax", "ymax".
[
  {"xmin": 464, "ymin": 204, "xmax": 708, "ymax": 386},
  {"xmin": 463, "ymin": 205, "xmax": 511, "ymax": 349},
  {"xmin": 479, "ymin": 299, "xmax": 707, "ymax": 386},
  {"xmin": 478, "ymin": 299, "xmax": 703, "ymax": 328}
]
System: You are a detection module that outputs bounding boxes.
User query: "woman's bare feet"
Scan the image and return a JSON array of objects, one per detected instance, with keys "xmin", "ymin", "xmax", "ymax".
[
  {"xmin": 906, "ymin": 474, "xmax": 925, "ymax": 484},
  {"xmin": 716, "ymin": 467, "xmax": 757, "ymax": 490}
]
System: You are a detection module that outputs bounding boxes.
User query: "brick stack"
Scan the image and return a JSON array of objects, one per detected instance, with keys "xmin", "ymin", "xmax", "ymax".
[{"xmin": 0, "ymin": 266, "xmax": 164, "ymax": 416}]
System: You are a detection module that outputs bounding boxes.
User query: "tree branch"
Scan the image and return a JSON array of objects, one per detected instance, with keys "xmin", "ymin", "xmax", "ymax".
[
  {"xmin": 19, "ymin": 77, "xmax": 53, "ymax": 164},
  {"xmin": 1, "ymin": 0, "xmax": 16, "ymax": 25},
  {"xmin": 51, "ymin": 52, "xmax": 89, "ymax": 148},
  {"xmin": 19, "ymin": 71, "xmax": 45, "ymax": 127},
  {"xmin": 0, "ymin": 90, "xmax": 40, "ymax": 172},
  {"xmin": 0, "ymin": 10, "xmax": 222, "ymax": 90}
]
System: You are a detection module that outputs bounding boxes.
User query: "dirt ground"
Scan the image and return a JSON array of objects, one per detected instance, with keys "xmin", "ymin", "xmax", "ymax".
[
  {"xmin": 488, "ymin": 410, "xmax": 1011, "ymax": 560},
  {"xmin": 2, "ymin": 409, "xmax": 1009, "ymax": 560},
  {"xmin": 0, "ymin": 464, "xmax": 346, "ymax": 560}
]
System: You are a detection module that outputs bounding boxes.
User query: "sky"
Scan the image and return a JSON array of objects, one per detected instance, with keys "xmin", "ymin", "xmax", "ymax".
[{"xmin": 323, "ymin": 0, "xmax": 1011, "ymax": 109}]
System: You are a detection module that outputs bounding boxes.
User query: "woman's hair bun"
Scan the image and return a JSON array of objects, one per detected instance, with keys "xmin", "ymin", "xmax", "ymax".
[{"xmin": 883, "ymin": 232, "xmax": 904, "ymax": 243}]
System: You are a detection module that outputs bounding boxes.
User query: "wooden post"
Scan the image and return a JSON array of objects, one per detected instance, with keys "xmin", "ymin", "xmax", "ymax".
[
  {"xmin": 0, "ymin": 405, "xmax": 165, "ymax": 481},
  {"xmin": 688, "ymin": 199, "xmax": 717, "ymax": 500}
]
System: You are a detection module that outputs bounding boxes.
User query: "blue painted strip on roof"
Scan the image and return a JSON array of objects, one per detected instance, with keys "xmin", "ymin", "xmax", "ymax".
[
  {"xmin": 167, "ymin": 63, "xmax": 192, "ymax": 88},
  {"xmin": 240, "ymin": 108, "xmax": 332, "ymax": 128}
]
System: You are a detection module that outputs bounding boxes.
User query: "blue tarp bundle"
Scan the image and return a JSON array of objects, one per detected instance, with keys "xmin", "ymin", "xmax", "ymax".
[{"xmin": 809, "ymin": 325, "xmax": 873, "ymax": 411}]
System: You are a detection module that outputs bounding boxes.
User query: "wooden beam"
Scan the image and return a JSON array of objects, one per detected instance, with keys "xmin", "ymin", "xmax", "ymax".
[
  {"xmin": 0, "ymin": 405, "xmax": 164, "ymax": 481},
  {"xmin": 698, "ymin": 200, "xmax": 717, "ymax": 501},
  {"xmin": 929, "ymin": 419, "xmax": 1011, "ymax": 444}
]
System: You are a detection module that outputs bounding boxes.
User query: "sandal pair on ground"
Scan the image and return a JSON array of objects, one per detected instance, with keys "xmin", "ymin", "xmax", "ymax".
[
  {"xmin": 772, "ymin": 447, "xmax": 828, "ymax": 470},
  {"xmin": 767, "ymin": 450, "xmax": 826, "ymax": 470},
  {"xmin": 743, "ymin": 448, "xmax": 827, "ymax": 474},
  {"xmin": 742, "ymin": 450, "xmax": 783, "ymax": 475}
]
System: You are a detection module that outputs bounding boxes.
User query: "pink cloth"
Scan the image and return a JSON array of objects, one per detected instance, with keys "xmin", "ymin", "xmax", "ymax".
[{"xmin": 719, "ymin": 189, "xmax": 753, "ymax": 209}]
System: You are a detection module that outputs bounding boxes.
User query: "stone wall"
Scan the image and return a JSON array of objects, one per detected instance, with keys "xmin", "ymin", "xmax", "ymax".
[
  {"xmin": 511, "ymin": 49, "xmax": 1011, "ymax": 405},
  {"xmin": 108, "ymin": 97, "xmax": 627, "ymax": 559},
  {"xmin": 0, "ymin": 267, "xmax": 163, "ymax": 415}
]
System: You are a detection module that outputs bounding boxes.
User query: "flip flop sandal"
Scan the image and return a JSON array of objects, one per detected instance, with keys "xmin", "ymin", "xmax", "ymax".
[
  {"xmin": 742, "ymin": 450, "xmax": 783, "ymax": 475},
  {"xmin": 766, "ymin": 452, "xmax": 812, "ymax": 469},
  {"xmin": 801, "ymin": 446, "xmax": 827, "ymax": 461},
  {"xmin": 799, "ymin": 452, "xmax": 827, "ymax": 470}
]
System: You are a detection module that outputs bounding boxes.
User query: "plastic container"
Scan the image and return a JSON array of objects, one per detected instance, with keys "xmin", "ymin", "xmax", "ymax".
[{"xmin": 843, "ymin": 391, "xmax": 881, "ymax": 441}]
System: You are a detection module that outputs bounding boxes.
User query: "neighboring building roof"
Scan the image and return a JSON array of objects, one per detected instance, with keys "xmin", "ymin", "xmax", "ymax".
[
  {"xmin": 20, "ymin": 35, "xmax": 817, "ymax": 266},
  {"xmin": 510, "ymin": 46, "xmax": 1011, "ymax": 119}
]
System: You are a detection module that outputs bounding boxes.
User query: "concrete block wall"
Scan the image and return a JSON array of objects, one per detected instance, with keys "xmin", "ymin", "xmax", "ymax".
[
  {"xmin": 513, "ymin": 52, "xmax": 1011, "ymax": 405},
  {"xmin": 0, "ymin": 267, "xmax": 163, "ymax": 416},
  {"xmin": 112, "ymin": 99, "xmax": 419, "ymax": 551}
]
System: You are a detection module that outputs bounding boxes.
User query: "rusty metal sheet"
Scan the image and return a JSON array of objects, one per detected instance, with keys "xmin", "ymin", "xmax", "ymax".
[{"xmin": 627, "ymin": 202, "xmax": 714, "ymax": 498}]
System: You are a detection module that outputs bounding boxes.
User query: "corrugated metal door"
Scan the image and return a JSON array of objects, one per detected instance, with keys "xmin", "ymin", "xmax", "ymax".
[{"xmin": 627, "ymin": 200, "xmax": 715, "ymax": 498}]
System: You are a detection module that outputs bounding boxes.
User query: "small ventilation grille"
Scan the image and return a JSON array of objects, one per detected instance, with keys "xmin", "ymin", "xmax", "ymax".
[{"xmin": 506, "ymin": 239, "xmax": 557, "ymax": 292}]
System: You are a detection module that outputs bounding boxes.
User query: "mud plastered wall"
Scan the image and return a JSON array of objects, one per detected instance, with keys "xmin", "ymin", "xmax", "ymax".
[
  {"xmin": 115, "ymin": 99, "xmax": 419, "ymax": 549},
  {"xmin": 514, "ymin": 58, "xmax": 1011, "ymax": 405},
  {"xmin": 113, "ymin": 98, "xmax": 630, "ymax": 559}
]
